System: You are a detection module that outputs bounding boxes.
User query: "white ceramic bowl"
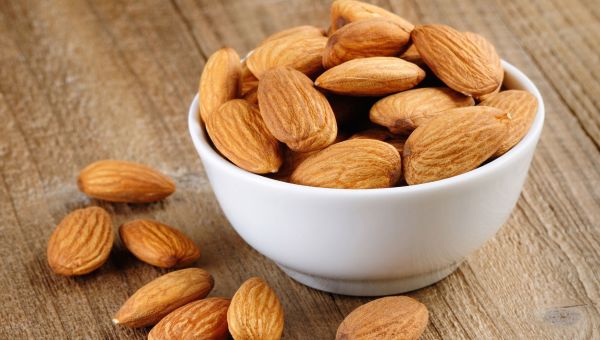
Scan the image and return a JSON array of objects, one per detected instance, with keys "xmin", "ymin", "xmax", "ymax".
[{"xmin": 188, "ymin": 61, "xmax": 544, "ymax": 296}]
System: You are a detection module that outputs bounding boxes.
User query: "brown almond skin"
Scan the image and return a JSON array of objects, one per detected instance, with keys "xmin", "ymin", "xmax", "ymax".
[
  {"xmin": 47, "ymin": 207, "xmax": 113, "ymax": 276},
  {"xmin": 291, "ymin": 139, "xmax": 401, "ymax": 189},
  {"xmin": 479, "ymin": 90, "xmax": 538, "ymax": 156},
  {"xmin": 113, "ymin": 268, "xmax": 214, "ymax": 328},
  {"xmin": 247, "ymin": 35, "xmax": 328, "ymax": 79},
  {"xmin": 227, "ymin": 277, "xmax": 284, "ymax": 340},
  {"xmin": 336, "ymin": 296, "xmax": 429, "ymax": 340},
  {"xmin": 330, "ymin": 0, "xmax": 414, "ymax": 34},
  {"xmin": 148, "ymin": 298, "xmax": 230, "ymax": 340},
  {"xmin": 77, "ymin": 160, "xmax": 175, "ymax": 203},
  {"xmin": 323, "ymin": 18, "xmax": 410, "ymax": 69},
  {"xmin": 258, "ymin": 67, "xmax": 337, "ymax": 152},
  {"xmin": 370, "ymin": 87, "xmax": 475, "ymax": 134},
  {"xmin": 315, "ymin": 57, "xmax": 425, "ymax": 96},
  {"xmin": 464, "ymin": 32, "xmax": 504, "ymax": 101},
  {"xmin": 199, "ymin": 47, "xmax": 241, "ymax": 122},
  {"xmin": 119, "ymin": 219, "xmax": 201, "ymax": 269},
  {"xmin": 412, "ymin": 25, "xmax": 502, "ymax": 97},
  {"xmin": 259, "ymin": 25, "xmax": 325, "ymax": 46},
  {"xmin": 403, "ymin": 106, "xmax": 510, "ymax": 185},
  {"xmin": 206, "ymin": 99, "xmax": 283, "ymax": 174}
]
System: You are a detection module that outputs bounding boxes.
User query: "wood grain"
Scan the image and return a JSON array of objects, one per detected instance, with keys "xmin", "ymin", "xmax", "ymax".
[{"xmin": 0, "ymin": 0, "xmax": 598, "ymax": 339}]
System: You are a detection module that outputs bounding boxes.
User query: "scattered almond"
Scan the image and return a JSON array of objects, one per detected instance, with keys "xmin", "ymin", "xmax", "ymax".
[
  {"xmin": 336, "ymin": 296, "xmax": 429, "ymax": 340},
  {"xmin": 412, "ymin": 24, "xmax": 502, "ymax": 97},
  {"xmin": 113, "ymin": 268, "xmax": 214, "ymax": 328},
  {"xmin": 403, "ymin": 106, "xmax": 509, "ymax": 185},
  {"xmin": 119, "ymin": 219, "xmax": 201, "ymax": 269},
  {"xmin": 77, "ymin": 160, "xmax": 175, "ymax": 203},
  {"xmin": 479, "ymin": 90, "xmax": 538, "ymax": 156},
  {"xmin": 206, "ymin": 99, "xmax": 283, "ymax": 173},
  {"xmin": 330, "ymin": 0, "xmax": 414, "ymax": 34},
  {"xmin": 258, "ymin": 67, "xmax": 337, "ymax": 152},
  {"xmin": 316, "ymin": 57, "xmax": 425, "ymax": 96},
  {"xmin": 370, "ymin": 87, "xmax": 475, "ymax": 134},
  {"xmin": 148, "ymin": 297, "xmax": 230, "ymax": 340},
  {"xmin": 291, "ymin": 139, "xmax": 401, "ymax": 189},
  {"xmin": 47, "ymin": 207, "xmax": 113, "ymax": 276},
  {"xmin": 199, "ymin": 47, "xmax": 241, "ymax": 122},
  {"xmin": 227, "ymin": 277, "xmax": 284, "ymax": 340},
  {"xmin": 323, "ymin": 18, "xmax": 410, "ymax": 69}
]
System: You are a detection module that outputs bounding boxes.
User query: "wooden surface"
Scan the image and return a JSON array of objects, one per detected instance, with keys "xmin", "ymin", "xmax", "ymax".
[{"xmin": 0, "ymin": 0, "xmax": 599, "ymax": 339}]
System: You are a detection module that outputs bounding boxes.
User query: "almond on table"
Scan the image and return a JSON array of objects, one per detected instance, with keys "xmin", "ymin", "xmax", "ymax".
[
  {"xmin": 148, "ymin": 297, "xmax": 230, "ymax": 340},
  {"xmin": 47, "ymin": 206, "xmax": 113, "ymax": 276},
  {"xmin": 113, "ymin": 268, "xmax": 214, "ymax": 328},
  {"xmin": 336, "ymin": 296, "xmax": 429, "ymax": 340},
  {"xmin": 227, "ymin": 277, "xmax": 284, "ymax": 340},
  {"xmin": 119, "ymin": 219, "xmax": 201, "ymax": 269},
  {"xmin": 77, "ymin": 160, "xmax": 175, "ymax": 203}
]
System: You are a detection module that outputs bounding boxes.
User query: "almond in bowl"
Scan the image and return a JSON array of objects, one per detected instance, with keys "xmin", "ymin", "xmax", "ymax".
[{"xmin": 188, "ymin": 0, "xmax": 544, "ymax": 296}]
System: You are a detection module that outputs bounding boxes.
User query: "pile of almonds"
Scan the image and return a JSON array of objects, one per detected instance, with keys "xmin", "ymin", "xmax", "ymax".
[
  {"xmin": 48, "ymin": 159, "xmax": 429, "ymax": 338},
  {"xmin": 199, "ymin": 0, "xmax": 538, "ymax": 189}
]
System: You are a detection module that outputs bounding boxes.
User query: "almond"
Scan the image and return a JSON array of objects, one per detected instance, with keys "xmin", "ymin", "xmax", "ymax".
[
  {"xmin": 148, "ymin": 297, "xmax": 230, "ymax": 340},
  {"xmin": 336, "ymin": 296, "xmax": 429, "ymax": 340},
  {"xmin": 199, "ymin": 47, "xmax": 241, "ymax": 122},
  {"xmin": 77, "ymin": 160, "xmax": 175, "ymax": 203},
  {"xmin": 464, "ymin": 31, "xmax": 504, "ymax": 101},
  {"xmin": 323, "ymin": 18, "xmax": 410, "ymax": 69},
  {"xmin": 412, "ymin": 24, "xmax": 502, "ymax": 97},
  {"xmin": 247, "ymin": 35, "xmax": 328, "ymax": 79},
  {"xmin": 403, "ymin": 106, "xmax": 509, "ymax": 185},
  {"xmin": 227, "ymin": 277, "xmax": 284, "ymax": 340},
  {"xmin": 370, "ymin": 87, "xmax": 475, "ymax": 134},
  {"xmin": 113, "ymin": 268, "xmax": 214, "ymax": 328},
  {"xmin": 259, "ymin": 25, "xmax": 325, "ymax": 46},
  {"xmin": 119, "ymin": 219, "xmax": 201, "ymax": 269},
  {"xmin": 258, "ymin": 67, "xmax": 337, "ymax": 152},
  {"xmin": 315, "ymin": 57, "xmax": 425, "ymax": 96},
  {"xmin": 291, "ymin": 139, "xmax": 401, "ymax": 189},
  {"xmin": 47, "ymin": 207, "xmax": 113, "ymax": 276},
  {"xmin": 206, "ymin": 99, "xmax": 283, "ymax": 173},
  {"xmin": 330, "ymin": 0, "xmax": 414, "ymax": 34},
  {"xmin": 479, "ymin": 90, "xmax": 538, "ymax": 156}
]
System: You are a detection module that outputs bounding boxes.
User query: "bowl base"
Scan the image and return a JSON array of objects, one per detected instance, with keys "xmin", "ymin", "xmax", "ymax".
[{"xmin": 278, "ymin": 263, "xmax": 460, "ymax": 296}]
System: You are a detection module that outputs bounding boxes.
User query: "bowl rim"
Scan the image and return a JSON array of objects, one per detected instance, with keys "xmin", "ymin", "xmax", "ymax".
[{"xmin": 188, "ymin": 60, "xmax": 545, "ymax": 197}]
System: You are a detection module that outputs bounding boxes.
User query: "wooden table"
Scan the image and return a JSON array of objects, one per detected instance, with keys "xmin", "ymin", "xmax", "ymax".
[{"xmin": 1, "ymin": 0, "xmax": 599, "ymax": 339}]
